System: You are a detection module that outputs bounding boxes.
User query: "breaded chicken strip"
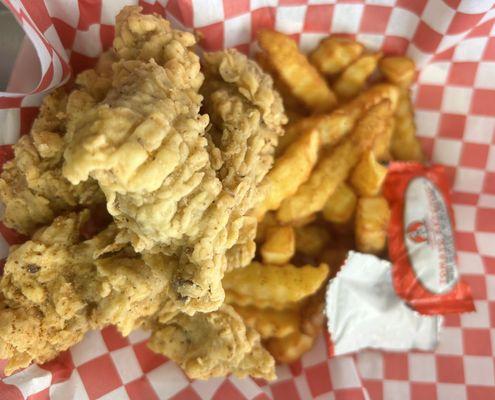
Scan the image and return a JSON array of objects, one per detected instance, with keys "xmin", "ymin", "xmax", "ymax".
[
  {"xmin": 0, "ymin": 212, "xmax": 170, "ymax": 376},
  {"xmin": 202, "ymin": 50, "xmax": 287, "ymax": 271},
  {"xmin": 63, "ymin": 7, "xmax": 285, "ymax": 314},
  {"xmin": 149, "ymin": 304, "xmax": 275, "ymax": 380},
  {"xmin": 113, "ymin": 6, "xmax": 203, "ymax": 92},
  {"xmin": 0, "ymin": 87, "xmax": 104, "ymax": 235},
  {"xmin": 0, "ymin": 213, "xmax": 275, "ymax": 380}
]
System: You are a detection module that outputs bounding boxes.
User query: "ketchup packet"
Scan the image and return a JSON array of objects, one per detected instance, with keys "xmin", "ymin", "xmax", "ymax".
[
  {"xmin": 325, "ymin": 251, "xmax": 442, "ymax": 356},
  {"xmin": 383, "ymin": 162, "xmax": 475, "ymax": 315}
]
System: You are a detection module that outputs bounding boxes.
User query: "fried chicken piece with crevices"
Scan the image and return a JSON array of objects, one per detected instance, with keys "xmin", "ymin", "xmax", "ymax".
[
  {"xmin": 202, "ymin": 49, "xmax": 287, "ymax": 271},
  {"xmin": 0, "ymin": 212, "xmax": 172, "ymax": 376},
  {"xmin": 113, "ymin": 6, "xmax": 203, "ymax": 92},
  {"xmin": 0, "ymin": 89, "xmax": 104, "ymax": 235},
  {"xmin": 63, "ymin": 8, "xmax": 286, "ymax": 314},
  {"xmin": 63, "ymin": 57, "xmax": 224, "ymax": 313},
  {"xmin": 148, "ymin": 304, "xmax": 275, "ymax": 380}
]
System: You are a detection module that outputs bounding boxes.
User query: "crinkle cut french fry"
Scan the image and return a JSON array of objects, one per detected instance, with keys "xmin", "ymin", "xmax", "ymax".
[
  {"xmin": 260, "ymin": 225, "xmax": 295, "ymax": 265},
  {"xmin": 254, "ymin": 128, "xmax": 320, "ymax": 220},
  {"xmin": 277, "ymin": 101, "xmax": 391, "ymax": 223},
  {"xmin": 391, "ymin": 89, "xmax": 424, "ymax": 162},
  {"xmin": 276, "ymin": 117, "xmax": 317, "ymax": 156},
  {"xmin": 295, "ymin": 224, "xmax": 331, "ymax": 257},
  {"xmin": 343, "ymin": 83, "xmax": 400, "ymax": 116},
  {"xmin": 257, "ymin": 29, "xmax": 337, "ymax": 112},
  {"xmin": 350, "ymin": 151, "xmax": 388, "ymax": 197},
  {"xmin": 355, "ymin": 196, "xmax": 390, "ymax": 254},
  {"xmin": 264, "ymin": 331, "xmax": 315, "ymax": 364},
  {"xmin": 333, "ymin": 52, "xmax": 382, "ymax": 100},
  {"xmin": 373, "ymin": 116, "xmax": 394, "ymax": 162},
  {"xmin": 322, "ymin": 182, "xmax": 357, "ymax": 224},
  {"xmin": 225, "ymin": 290, "xmax": 297, "ymax": 311},
  {"xmin": 289, "ymin": 214, "xmax": 317, "ymax": 228},
  {"xmin": 223, "ymin": 262, "xmax": 330, "ymax": 309},
  {"xmin": 234, "ymin": 305, "xmax": 301, "ymax": 339},
  {"xmin": 255, "ymin": 52, "xmax": 302, "ymax": 113},
  {"xmin": 309, "ymin": 36, "xmax": 364, "ymax": 76},
  {"xmin": 277, "ymin": 83, "xmax": 400, "ymax": 155},
  {"xmin": 379, "ymin": 56, "xmax": 416, "ymax": 88}
]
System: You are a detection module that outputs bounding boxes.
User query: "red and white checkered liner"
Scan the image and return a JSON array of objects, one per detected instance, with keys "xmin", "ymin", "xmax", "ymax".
[{"xmin": 0, "ymin": 0, "xmax": 494, "ymax": 399}]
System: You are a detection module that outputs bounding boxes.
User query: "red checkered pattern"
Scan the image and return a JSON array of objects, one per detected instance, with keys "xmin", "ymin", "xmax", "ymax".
[{"xmin": 1, "ymin": 0, "xmax": 495, "ymax": 399}]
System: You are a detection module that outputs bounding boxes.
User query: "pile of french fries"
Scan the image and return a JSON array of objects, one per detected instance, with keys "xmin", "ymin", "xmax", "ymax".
[{"xmin": 224, "ymin": 30, "xmax": 425, "ymax": 364}]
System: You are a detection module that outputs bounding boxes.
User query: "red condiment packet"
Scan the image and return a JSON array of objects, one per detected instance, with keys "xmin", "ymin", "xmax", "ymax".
[{"xmin": 383, "ymin": 162, "xmax": 475, "ymax": 315}]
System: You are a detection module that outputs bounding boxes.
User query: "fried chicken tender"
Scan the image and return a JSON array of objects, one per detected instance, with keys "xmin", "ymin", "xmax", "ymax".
[
  {"xmin": 148, "ymin": 304, "xmax": 275, "ymax": 380},
  {"xmin": 113, "ymin": 6, "xmax": 203, "ymax": 91},
  {"xmin": 0, "ymin": 89, "xmax": 103, "ymax": 235},
  {"xmin": 63, "ymin": 8, "xmax": 285, "ymax": 314},
  {"xmin": 0, "ymin": 212, "xmax": 272, "ymax": 380},
  {"xmin": 202, "ymin": 49, "xmax": 286, "ymax": 272},
  {"xmin": 0, "ymin": 212, "xmax": 172, "ymax": 376}
]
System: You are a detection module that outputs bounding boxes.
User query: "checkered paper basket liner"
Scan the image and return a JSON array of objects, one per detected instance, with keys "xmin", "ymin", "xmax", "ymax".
[{"xmin": 0, "ymin": 0, "xmax": 494, "ymax": 399}]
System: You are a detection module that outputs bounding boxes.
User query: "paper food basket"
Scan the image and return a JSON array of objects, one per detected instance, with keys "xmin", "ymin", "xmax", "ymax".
[{"xmin": 0, "ymin": 1, "xmax": 494, "ymax": 399}]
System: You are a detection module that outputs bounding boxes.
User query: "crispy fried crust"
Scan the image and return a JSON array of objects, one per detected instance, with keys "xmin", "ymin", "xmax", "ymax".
[
  {"xmin": 0, "ymin": 213, "xmax": 171, "ymax": 376},
  {"xmin": 63, "ymin": 9, "xmax": 286, "ymax": 314},
  {"xmin": 0, "ymin": 89, "xmax": 104, "ymax": 235},
  {"xmin": 148, "ymin": 304, "xmax": 276, "ymax": 380}
]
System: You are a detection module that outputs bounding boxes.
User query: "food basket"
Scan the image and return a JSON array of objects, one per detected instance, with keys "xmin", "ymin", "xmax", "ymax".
[{"xmin": 0, "ymin": 1, "xmax": 494, "ymax": 399}]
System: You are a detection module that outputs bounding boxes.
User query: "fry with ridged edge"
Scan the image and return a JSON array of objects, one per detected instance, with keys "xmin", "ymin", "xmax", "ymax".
[
  {"xmin": 254, "ymin": 128, "xmax": 320, "ymax": 220},
  {"xmin": 373, "ymin": 116, "xmax": 394, "ymax": 162},
  {"xmin": 260, "ymin": 225, "xmax": 295, "ymax": 265},
  {"xmin": 277, "ymin": 100, "xmax": 391, "ymax": 223},
  {"xmin": 391, "ymin": 89, "xmax": 424, "ymax": 162},
  {"xmin": 355, "ymin": 196, "xmax": 390, "ymax": 254},
  {"xmin": 257, "ymin": 29, "xmax": 337, "ymax": 112},
  {"xmin": 255, "ymin": 52, "xmax": 303, "ymax": 114},
  {"xmin": 310, "ymin": 36, "xmax": 364, "ymax": 76},
  {"xmin": 276, "ymin": 83, "xmax": 400, "ymax": 155},
  {"xmin": 234, "ymin": 305, "xmax": 301, "ymax": 339},
  {"xmin": 333, "ymin": 52, "xmax": 382, "ymax": 100},
  {"xmin": 223, "ymin": 262, "xmax": 330, "ymax": 309},
  {"xmin": 322, "ymin": 182, "xmax": 357, "ymax": 224},
  {"xmin": 350, "ymin": 150, "xmax": 388, "ymax": 197},
  {"xmin": 276, "ymin": 117, "xmax": 317, "ymax": 156},
  {"xmin": 379, "ymin": 56, "xmax": 416, "ymax": 88}
]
